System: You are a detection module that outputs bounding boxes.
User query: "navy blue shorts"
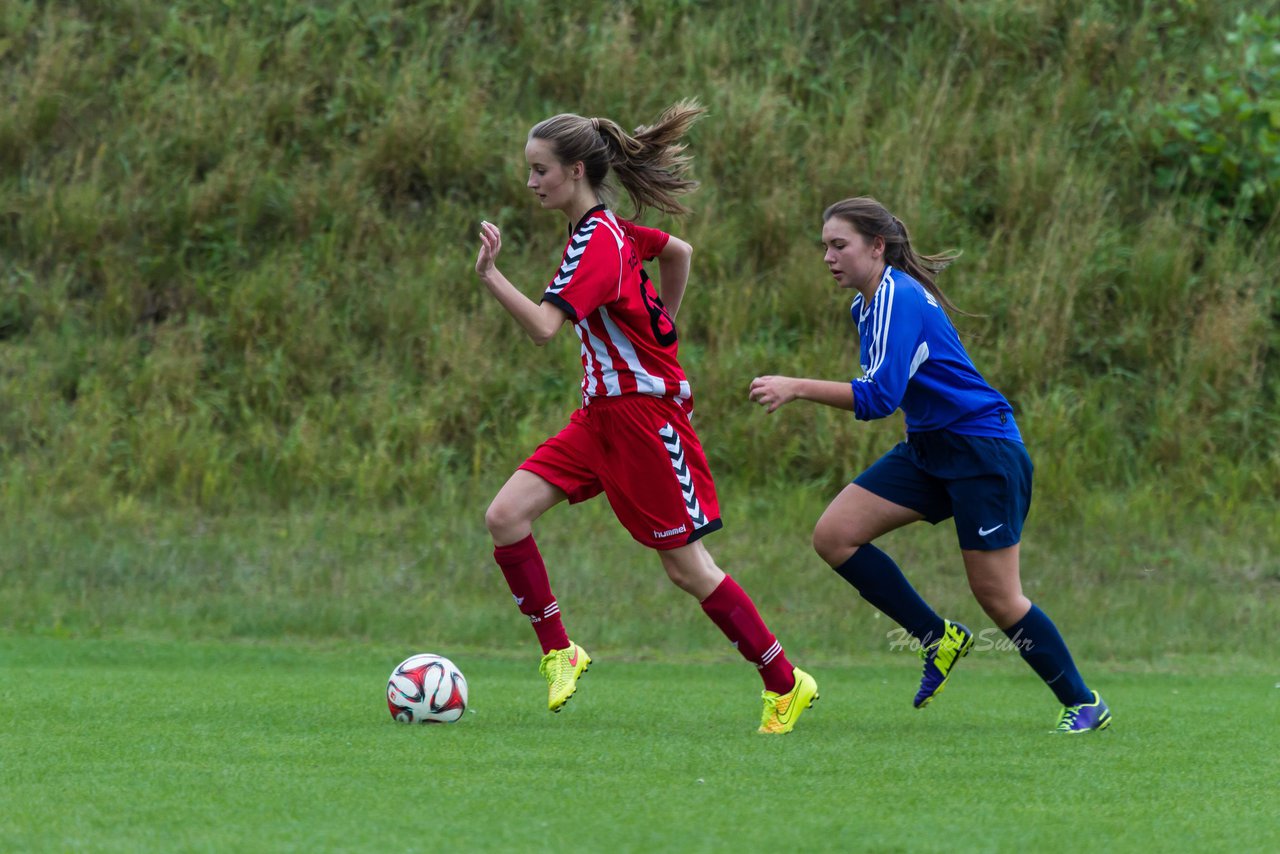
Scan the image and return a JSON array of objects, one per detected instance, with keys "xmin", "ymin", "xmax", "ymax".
[{"xmin": 853, "ymin": 431, "xmax": 1033, "ymax": 550}]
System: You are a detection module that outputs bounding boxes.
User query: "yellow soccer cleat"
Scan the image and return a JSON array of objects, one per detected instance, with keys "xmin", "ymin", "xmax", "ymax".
[
  {"xmin": 758, "ymin": 667, "xmax": 819, "ymax": 734},
  {"xmin": 539, "ymin": 641, "xmax": 591, "ymax": 712},
  {"xmin": 914, "ymin": 620, "xmax": 974, "ymax": 709}
]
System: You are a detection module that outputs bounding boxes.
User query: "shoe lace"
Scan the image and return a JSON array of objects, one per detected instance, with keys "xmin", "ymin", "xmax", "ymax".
[
  {"xmin": 918, "ymin": 639, "xmax": 938, "ymax": 662},
  {"xmin": 760, "ymin": 691, "xmax": 780, "ymax": 725},
  {"xmin": 920, "ymin": 637, "xmax": 952, "ymax": 677},
  {"xmin": 1056, "ymin": 705, "xmax": 1081, "ymax": 731},
  {"xmin": 921, "ymin": 628, "xmax": 967, "ymax": 671}
]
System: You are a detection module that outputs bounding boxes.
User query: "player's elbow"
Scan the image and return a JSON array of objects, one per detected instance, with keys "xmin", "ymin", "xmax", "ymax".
[
  {"xmin": 662, "ymin": 236, "xmax": 692, "ymax": 264},
  {"xmin": 527, "ymin": 305, "xmax": 568, "ymax": 345},
  {"xmin": 866, "ymin": 399, "xmax": 897, "ymax": 419},
  {"xmin": 528, "ymin": 326, "xmax": 558, "ymax": 347},
  {"xmin": 868, "ymin": 398, "xmax": 901, "ymax": 420},
  {"xmin": 852, "ymin": 385, "xmax": 897, "ymax": 421}
]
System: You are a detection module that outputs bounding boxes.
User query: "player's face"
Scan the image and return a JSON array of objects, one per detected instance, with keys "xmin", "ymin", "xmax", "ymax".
[
  {"xmin": 525, "ymin": 137, "xmax": 577, "ymax": 212},
  {"xmin": 822, "ymin": 217, "xmax": 884, "ymax": 293}
]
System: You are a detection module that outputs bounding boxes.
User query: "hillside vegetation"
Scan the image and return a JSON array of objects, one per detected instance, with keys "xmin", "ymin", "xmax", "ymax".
[{"xmin": 1, "ymin": 1, "xmax": 1276, "ymax": 648}]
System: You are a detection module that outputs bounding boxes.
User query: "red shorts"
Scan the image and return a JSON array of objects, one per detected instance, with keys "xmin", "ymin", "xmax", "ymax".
[{"xmin": 519, "ymin": 394, "xmax": 723, "ymax": 550}]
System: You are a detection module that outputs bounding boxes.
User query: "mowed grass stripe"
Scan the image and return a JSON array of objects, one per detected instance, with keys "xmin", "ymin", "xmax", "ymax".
[{"xmin": 2, "ymin": 637, "xmax": 1276, "ymax": 852}]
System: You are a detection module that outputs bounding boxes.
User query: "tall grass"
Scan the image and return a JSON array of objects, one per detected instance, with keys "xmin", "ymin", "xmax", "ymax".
[{"xmin": 0, "ymin": 1, "xmax": 1276, "ymax": 648}]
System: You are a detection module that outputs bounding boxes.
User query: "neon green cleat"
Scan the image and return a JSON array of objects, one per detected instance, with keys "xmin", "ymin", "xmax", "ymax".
[
  {"xmin": 1054, "ymin": 691, "xmax": 1112, "ymax": 733},
  {"xmin": 758, "ymin": 667, "xmax": 819, "ymax": 734},
  {"xmin": 914, "ymin": 619, "xmax": 974, "ymax": 709},
  {"xmin": 539, "ymin": 641, "xmax": 591, "ymax": 713}
]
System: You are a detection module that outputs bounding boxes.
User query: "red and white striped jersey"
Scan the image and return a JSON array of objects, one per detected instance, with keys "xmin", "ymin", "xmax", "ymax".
[{"xmin": 541, "ymin": 206, "xmax": 693, "ymax": 412}]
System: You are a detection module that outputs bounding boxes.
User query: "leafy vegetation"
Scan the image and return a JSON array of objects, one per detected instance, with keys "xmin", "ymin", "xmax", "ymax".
[
  {"xmin": 1147, "ymin": 9, "xmax": 1280, "ymax": 221},
  {"xmin": 0, "ymin": 1, "xmax": 1276, "ymax": 651}
]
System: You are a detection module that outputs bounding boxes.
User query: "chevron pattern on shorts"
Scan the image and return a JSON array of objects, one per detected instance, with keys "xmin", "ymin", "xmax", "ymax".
[{"xmin": 658, "ymin": 422, "xmax": 708, "ymax": 530}]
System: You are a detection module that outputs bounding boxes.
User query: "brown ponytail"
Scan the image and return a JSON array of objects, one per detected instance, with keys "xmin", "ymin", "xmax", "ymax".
[{"xmin": 528, "ymin": 100, "xmax": 706, "ymax": 217}]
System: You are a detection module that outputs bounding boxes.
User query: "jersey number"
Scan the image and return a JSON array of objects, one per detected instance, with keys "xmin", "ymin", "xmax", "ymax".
[{"xmin": 639, "ymin": 269, "xmax": 677, "ymax": 347}]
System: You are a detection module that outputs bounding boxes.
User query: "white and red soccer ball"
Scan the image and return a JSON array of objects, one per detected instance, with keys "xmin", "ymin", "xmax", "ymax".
[{"xmin": 387, "ymin": 654, "xmax": 468, "ymax": 724}]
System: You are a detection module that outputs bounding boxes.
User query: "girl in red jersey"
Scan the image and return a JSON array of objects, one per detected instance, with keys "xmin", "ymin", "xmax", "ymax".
[{"xmin": 474, "ymin": 102, "xmax": 816, "ymax": 733}]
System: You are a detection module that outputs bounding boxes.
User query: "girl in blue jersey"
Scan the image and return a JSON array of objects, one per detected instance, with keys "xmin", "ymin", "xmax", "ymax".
[{"xmin": 749, "ymin": 197, "xmax": 1110, "ymax": 733}]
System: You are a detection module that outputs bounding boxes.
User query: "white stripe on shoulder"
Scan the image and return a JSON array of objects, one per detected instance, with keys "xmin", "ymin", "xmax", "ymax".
[
  {"xmin": 908, "ymin": 341, "xmax": 929, "ymax": 378},
  {"xmin": 593, "ymin": 211, "xmax": 626, "ymax": 301},
  {"xmin": 866, "ymin": 268, "xmax": 895, "ymax": 378},
  {"xmin": 596, "ymin": 211, "xmax": 626, "ymax": 247}
]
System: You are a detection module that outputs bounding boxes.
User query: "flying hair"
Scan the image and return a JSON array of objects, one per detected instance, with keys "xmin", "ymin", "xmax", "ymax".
[{"xmin": 528, "ymin": 100, "xmax": 705, "ymax": 217}]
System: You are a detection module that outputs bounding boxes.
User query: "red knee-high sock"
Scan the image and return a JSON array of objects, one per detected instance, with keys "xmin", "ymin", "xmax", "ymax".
[
  {"xmin": 700, "ymin": 574, "xmax": 795, "ymax": 694},
  {"xmin": 493, "ymin": 534, "xmax": 570, "ymax": 654}
]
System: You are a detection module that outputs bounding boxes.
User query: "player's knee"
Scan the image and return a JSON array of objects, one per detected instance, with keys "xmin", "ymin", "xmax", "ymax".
[
  {"xmin": 659, "ymin": 548, "xmax": 722, "ymax": 598},
  {"xmin": 971, "ymin": 584, "xmax": 1027, "ymax": 625},
  {"xmin": 811, "ymin": 518, "xmax": 851, "ymax": 565},
  {"xmin": 484, "ymin": 497, "xmax": 522, "ymax": 540}
]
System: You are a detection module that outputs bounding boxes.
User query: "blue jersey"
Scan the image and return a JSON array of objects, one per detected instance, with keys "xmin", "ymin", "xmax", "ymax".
[{"xmin": 849, "ymin": 267, "xmax": 1022, "ymax": 441}]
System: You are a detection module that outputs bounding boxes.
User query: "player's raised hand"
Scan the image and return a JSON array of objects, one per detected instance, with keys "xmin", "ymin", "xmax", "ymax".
[{"xmin": 475, "ymin": 220, "xmax": 502, "ymax": 278}]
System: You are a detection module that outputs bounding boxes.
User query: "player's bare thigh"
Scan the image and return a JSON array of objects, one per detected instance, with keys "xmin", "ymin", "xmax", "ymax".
[
  {"xmin": 812, "ymin": 483, "xmax": 924, "ymax": 566},
  {"xmin": 485, "ymin": 469, "xmax": 568, "ymax": 546}
]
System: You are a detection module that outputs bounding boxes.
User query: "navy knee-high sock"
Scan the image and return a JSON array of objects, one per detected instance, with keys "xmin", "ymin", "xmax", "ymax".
[
  {"xmin": 833, "ymin": 544, "xmax": 946, "ymax": 644},
  {"xmin": 1004, "ymin": 604, "xmax": 1091, "ymax": 706}
]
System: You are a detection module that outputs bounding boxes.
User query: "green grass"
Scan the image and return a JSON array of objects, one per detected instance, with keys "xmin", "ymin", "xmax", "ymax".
[
  {"xmin": 2, "ymin": 0, "xmax": 1278, "ymax": 516},
  {"xmin": 3, "ymin": 486, "xmax": 1276, "ymax": 661},
  {"xmin": 2, "ymin": 636, "xmax": 1276, "ymax": 853}
]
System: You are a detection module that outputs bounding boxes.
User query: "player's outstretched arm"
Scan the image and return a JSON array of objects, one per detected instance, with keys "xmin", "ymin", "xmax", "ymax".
[
  {"xmin": 475, "ymin": 220, "xmax": 568, "ymax": 346},
  {"xmin": 748, "ymin": 375, "xmax": 855, "ymax": 414}
]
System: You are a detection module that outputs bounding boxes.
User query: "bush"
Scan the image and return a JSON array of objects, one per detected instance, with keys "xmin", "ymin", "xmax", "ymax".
[{"xmin": 1149, "ymin": 11, "xmax": 1280, "ymax": 222}]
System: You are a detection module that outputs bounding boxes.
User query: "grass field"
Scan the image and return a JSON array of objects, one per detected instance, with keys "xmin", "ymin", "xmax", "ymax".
[
  {"xmin": 4, "ymin": 487, "xmax": 1275, "ymax": 660},
  {"xmin": 3, "ymin": 636, "xmax": 1276, "ymax": 852}
]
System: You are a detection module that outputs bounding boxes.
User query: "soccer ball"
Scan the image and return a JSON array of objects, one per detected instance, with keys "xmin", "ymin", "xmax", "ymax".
[{"xmin": 386, "ymin": 654, "xmax": 468, "ymax": 724}]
